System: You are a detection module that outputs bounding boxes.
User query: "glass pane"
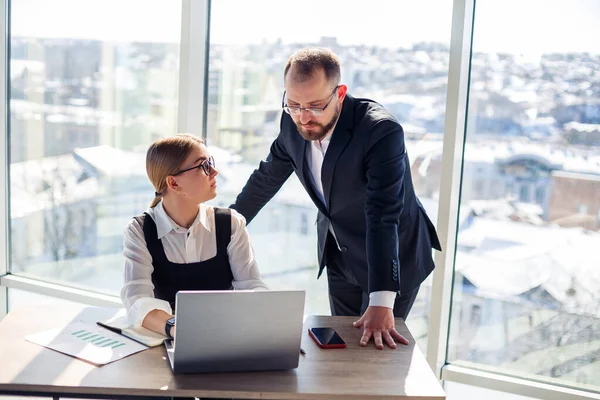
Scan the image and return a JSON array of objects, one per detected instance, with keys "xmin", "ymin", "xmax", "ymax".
[
  {"xmin": 9, "ymin": 0, "xmax": 181, "ymax": 294},
  {"xmin": 449, "ymin": 0, "xmax": 600, "ymax": 389},
  {"xmin": 208, "ymin": 0, "xmax": 451, "ymax": 351}
]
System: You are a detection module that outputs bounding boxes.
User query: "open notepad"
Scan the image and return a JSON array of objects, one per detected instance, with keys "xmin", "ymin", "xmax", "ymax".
[{"xmin": 97, "ymin": 311, "xmax": 166, "ymax": 348}]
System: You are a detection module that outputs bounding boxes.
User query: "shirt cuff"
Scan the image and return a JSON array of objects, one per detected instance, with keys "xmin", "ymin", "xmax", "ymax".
[
  {"xmin": 369, "ymin": 291, "xmax": 397, "ymax": 309},
  {"xmin": 127, "ymin": 297, "xmax": 172, "ymax": 327}
]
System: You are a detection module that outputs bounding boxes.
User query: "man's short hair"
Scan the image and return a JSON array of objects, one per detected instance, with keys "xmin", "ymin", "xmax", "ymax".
[{"xmin": 284, "ymin": 47, "xmax": 341, "ymax": 87}]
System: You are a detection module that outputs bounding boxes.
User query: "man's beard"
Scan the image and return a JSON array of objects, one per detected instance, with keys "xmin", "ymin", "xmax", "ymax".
[{"xmin": 295, "ymin": 104, "xmax": 340, "ymax": 141}]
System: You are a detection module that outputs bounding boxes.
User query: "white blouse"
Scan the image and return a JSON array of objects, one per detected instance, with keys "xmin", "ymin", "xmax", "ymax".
[{"xmin": 121, "ymin": 201, "xmax": 268, "ymax": 326}]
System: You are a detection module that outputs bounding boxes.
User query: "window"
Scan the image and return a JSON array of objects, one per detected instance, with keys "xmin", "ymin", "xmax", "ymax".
[
  {"xmin": 300, "ymin": 213, "xmax": 308, "ymax": 236},
  {"xmin": 519, "ymin": 184, "xmax": 529, "ymax": 202},
  {"xmin": 535, "ymin": 185, "xmax": 546, "ymax": 205},
  {"xmin": 473, "ymin": 179, "xmax": 484, "ymax": 198},
  {"xmin": 208, "ymin": 0, "xmax": 452, "ymax": 332},
  {"xmin": 449, "ymin": 0, "xmax": 600, "ymax": 389},
  {"xmin": 3, "ymin": 1, "xmax": 600, "ymax": 398},
  {"xmin": 8, "ymin": 0, "xmax": 182, "ymax": 294}
]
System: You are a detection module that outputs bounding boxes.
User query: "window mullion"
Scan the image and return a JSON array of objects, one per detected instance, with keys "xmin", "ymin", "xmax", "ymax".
[{"xmin": 426, "ymin": 0, "xmax": 476, "ymax": 378}]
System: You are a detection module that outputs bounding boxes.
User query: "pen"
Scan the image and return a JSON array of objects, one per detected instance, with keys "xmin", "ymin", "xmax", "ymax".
[
  {"xmin": 97, "ymin": 321, "xmax": 122, "ymax": 334},
  {"xmin": 300, "ymin": 347, "xmax": 306, "ymax": 356}
]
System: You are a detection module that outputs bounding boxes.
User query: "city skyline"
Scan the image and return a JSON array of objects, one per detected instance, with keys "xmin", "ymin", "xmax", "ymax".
[{"xmin": 10, "ymin": 0, "xmax": 600, "ymax": 55}]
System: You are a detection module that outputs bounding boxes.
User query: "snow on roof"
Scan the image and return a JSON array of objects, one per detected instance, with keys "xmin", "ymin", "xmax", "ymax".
[
  {"xmin": 73, "ymin": 146, "xmax": 146, "ymax": 178},
  {"xmin": 456, "ymin": 217, "xmax": 600, "ymax": 314},
  {"xmin": 10, "ymin": 152, "xmax": 101, "ymax": 219},
  {"xmin": 564, "ymin": 121, "xmax": 600, "ymax": 132}
]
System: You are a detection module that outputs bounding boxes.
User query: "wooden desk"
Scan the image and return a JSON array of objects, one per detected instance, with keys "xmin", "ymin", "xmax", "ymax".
[{"xmin": 0, "ymin": 306, "xmax": 445, "ymax": 399}]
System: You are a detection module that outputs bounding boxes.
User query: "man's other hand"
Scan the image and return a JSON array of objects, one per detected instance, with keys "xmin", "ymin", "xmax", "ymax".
[{"xmin": 353, "ymin": 306, "xmax": 409, "ymax": 349}]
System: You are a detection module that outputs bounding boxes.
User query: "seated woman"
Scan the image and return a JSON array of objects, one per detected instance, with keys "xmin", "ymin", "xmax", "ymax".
[{"xmin": 121, "ymin": 133, "xmax": 268, "ymax": 339}]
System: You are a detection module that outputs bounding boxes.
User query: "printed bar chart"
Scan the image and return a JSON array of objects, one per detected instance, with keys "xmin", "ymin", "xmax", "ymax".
[
  {"xmin": 71, "ymin": 329, "xmax": 127, "ymax": 349},
  {"xmin": 26, "ymin": 320, "xmax": 147, "ymax": 365}
]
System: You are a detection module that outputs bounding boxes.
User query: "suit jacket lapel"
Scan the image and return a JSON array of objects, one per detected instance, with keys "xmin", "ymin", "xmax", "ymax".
[{"xmin": 321, "ymin": 95, "xmax": 355, "ymax": 209}]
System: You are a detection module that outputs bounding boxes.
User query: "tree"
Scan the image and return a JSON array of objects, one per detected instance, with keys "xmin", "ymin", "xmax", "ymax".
[{"xmin": 43, "ymin": 160, "xmax": 95, "ymax": 262}]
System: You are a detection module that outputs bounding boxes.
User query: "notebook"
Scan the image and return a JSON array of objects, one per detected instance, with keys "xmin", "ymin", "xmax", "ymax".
[{"xmin": 97, "ymin": 310, "xmax": 166, "ymax": 347}]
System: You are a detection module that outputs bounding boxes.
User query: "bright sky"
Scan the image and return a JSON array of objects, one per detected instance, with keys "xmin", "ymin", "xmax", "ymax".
[{"xmin": 10, "ymin": 0, "xmax": 600, "ymax": 54}]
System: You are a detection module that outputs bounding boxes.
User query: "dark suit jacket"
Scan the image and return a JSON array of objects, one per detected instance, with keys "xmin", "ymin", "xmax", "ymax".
[{"xmin": 230, "ymin": 94, "xmax": 441, "ymax": 295}]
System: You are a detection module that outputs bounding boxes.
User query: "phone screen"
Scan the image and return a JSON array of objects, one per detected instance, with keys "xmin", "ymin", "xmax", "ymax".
[{"xmin": 309, "ymin": 327, "xmax": 345, "ymax": 345}]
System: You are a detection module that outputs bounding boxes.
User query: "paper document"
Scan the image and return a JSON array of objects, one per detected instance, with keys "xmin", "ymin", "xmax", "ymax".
[{"xmin": 26, "ymin": 321, "xmax": 147, "ymax": 365}]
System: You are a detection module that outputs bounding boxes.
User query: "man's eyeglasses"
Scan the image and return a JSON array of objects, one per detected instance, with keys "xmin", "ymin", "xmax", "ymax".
[
  {"xmin": 174, "ymin": 156, "xmax": 215, "ymax": 176},
  {"xmin": 282, "ymin": 86, "xmax": 339, "ymax": 117}
]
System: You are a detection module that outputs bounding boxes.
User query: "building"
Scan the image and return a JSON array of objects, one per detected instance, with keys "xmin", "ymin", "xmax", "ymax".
[{"xmin": 548, "ymin": 171, "xmax": 600, "ymax": 231}]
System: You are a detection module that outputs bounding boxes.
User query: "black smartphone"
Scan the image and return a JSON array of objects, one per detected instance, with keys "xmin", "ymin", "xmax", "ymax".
[{"xmin": 308, "ymin": 327, "xmax": 346, "ymax": 349}]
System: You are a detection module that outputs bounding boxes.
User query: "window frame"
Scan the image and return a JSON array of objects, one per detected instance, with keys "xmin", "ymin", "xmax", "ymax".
[
  {"xmin": 0, "ymin": 0, "xmax": 9, "ymax": 317},
  {"xmin": 427, "ymin": 0, "xmax": 474, "ymax": 382},
  {"xmin": 177, "ymin": 0, "xmax": 211, "ymax": 139}
]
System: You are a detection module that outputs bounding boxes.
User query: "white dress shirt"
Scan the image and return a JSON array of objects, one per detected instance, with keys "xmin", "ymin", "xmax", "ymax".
[
  {"xmin": 307, "ymin": 131, "xmax": 397, "ymax": 309},
  {"xmin": 121, "ymin": 201, "xmax": 268, "ymax": 326}
]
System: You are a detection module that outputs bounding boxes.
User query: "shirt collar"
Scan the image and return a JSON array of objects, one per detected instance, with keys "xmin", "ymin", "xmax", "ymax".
[
  {"xmin": 198, "ymin": 203, "xmax": 211, "ymax": 233},
  {"xmin": 153, "ymin": 201, "xmax": 211, "ymax": 239},
  {"xmin": 320, "ymin": 123, "xmax": 336, "ymax": 144},
  {"xmin": 312, "ymin": 121, "xmax": 337, "ymax": 151}
]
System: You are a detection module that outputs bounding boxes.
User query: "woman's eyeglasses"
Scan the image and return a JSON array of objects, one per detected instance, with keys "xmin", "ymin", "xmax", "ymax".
[{"xmin": 174, "ymin": 156, "xmax": 215, "ymax": 176}]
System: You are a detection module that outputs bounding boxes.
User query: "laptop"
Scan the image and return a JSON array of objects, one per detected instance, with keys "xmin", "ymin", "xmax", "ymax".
[{"xmin": 165, "ymin": 289, "xmax": 306, "ymax": 374}]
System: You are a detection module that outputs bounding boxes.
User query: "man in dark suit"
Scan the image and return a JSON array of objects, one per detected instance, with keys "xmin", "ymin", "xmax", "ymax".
[{"xmin": 230, "ymin": 47, "xmax": 441, "ymax": 349}]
